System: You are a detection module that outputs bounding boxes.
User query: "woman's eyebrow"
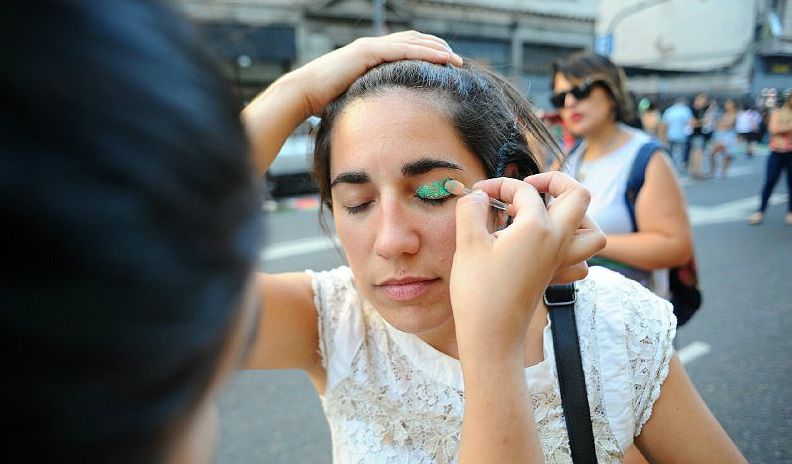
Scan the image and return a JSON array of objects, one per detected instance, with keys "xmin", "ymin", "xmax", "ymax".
[
  {"xmin": 330, "ymin": 171, "xmax": 371, "ymax": 188},
  {"xmin": 401, "ymin": 157, "xmax": 464, "ymax": 177}
]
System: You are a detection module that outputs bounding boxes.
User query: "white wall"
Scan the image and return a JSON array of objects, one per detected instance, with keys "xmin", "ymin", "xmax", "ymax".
[
  {"xmin": 431, "ymin": 0, "xmax": 597, "ymax": 18},
  {"xmin": 598, "ymin": 0, "xmax": 757, "ymax": 71}
]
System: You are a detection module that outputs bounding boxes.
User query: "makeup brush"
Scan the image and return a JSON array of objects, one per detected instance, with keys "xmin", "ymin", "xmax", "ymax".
[{"xmin": 444, "ymin": 179, "xmax": 508, "ymax": 211}]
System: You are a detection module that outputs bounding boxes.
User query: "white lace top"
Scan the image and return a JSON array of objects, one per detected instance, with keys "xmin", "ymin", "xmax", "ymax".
[{"xmin": 307, "ymin": 266, "xmax": 676, "ymax": 464}]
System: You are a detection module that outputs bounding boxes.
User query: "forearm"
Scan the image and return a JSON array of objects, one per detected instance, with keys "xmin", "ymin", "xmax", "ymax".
[
  {"xmin": 599, "ymin": 231, "xmax": 691, "ymax": 270},
  {"xmin": 459, "ymin": 354, "xmax": 543, "ymax": 464},
  {"xmin": 242, "ymin": 71, "xmax": 313, "ymax": 177}
]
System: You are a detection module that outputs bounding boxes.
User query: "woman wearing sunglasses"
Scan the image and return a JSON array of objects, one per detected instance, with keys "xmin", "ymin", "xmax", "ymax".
[
  {"xmin": 551, "ymin": 51, "xmax": 696, "ymax": 463},
  {"xmin": 552, "ymin": 52, "xmax": 692, "ymax": 300}
]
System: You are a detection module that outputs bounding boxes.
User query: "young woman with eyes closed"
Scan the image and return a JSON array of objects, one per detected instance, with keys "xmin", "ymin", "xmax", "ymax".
[
  {"xmin": 4, "ymin": 9, "xmax": 578, "ymax": 462},
  {"xmin": 243, "ymin": 37, "xmax": 745, "ymax": 463}
]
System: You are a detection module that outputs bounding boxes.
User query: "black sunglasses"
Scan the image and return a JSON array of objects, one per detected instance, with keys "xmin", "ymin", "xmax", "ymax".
[{"xmin": 550, "ymin": 79, "xmax": 603, "ymax": 109}]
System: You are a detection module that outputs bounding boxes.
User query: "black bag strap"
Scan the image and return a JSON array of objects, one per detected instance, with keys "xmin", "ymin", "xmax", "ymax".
[
  {"xmin": 625, "ymin": 140, "xmax": 665, "ymax": 232},
  {"xmin": 545, "ymin": 283, "xmax": 598, "ymax": 464}
]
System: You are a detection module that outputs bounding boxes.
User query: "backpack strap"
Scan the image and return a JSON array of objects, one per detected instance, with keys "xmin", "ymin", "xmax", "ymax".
[
  {"xmin": 545, "ymin": 283, "xmax": 598, "ymax": 464},
  {"xmin": 624, "ymin": 140, "xmax": 665, "ymax": 232}
]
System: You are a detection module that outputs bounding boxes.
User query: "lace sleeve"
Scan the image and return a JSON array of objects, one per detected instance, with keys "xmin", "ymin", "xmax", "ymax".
[
  {"xmin": 620, "ymin": 275, "xmax": 677, "ymax": 437},
  {"xmin": 305, "ymin": 266, "xmax": 362, "ymax": 380}
]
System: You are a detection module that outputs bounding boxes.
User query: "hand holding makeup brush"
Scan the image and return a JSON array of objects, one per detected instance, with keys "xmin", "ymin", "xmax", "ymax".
[
  {"xmin": 449, "ymin": 172, "xmax": 603, "ymax": 356},
  {"xmin": 450, "ymin": 172, "xmax": 600, "ymax": 464}
]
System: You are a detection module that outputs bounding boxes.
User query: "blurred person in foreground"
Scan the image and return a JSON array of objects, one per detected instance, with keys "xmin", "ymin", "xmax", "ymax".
[
  {"xmin": 2, "ymin": 1, "xmax": 262, "ymax": 462},
  {"xmin": 659, "ymin": 96, "xmax": 694, "ymax": 172},
  {"xmin": 748, "ymin": 92, "xmax": 792, "ymax": 225},
  {"xmin": 2, "ymin": 1, "xmax": 539, "ymax": 462}
]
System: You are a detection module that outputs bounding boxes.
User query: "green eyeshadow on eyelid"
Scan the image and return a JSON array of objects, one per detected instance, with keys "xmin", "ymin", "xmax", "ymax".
[{"xmin": 415, "ymin": 178, "xmax": 452, "ymax": 199}]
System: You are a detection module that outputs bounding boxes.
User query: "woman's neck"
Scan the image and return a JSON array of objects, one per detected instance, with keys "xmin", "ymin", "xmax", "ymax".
[
  {"xmin": 419, "ymin": 304, "xmax": 548, "ymax": 368},
  {"xmin": 583, "ymin": 121, "xmax": 623, "ymax": 161}
]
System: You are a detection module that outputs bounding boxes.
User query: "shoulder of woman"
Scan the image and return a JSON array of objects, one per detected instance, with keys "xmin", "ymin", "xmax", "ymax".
[
  {"xmin": 306, "ymin": 265, "xmax": 356, "ymax": 313},
  {"xmin": 580, "ymin": 267, "xmax": 677, "ymax": 436},
  {"xmin": 579, "ymin": 266, "xmax": 676, "ymax": 333},
  {"xmin": 306, "ymin": 265, "xmax": 366, "ymax": 378}
]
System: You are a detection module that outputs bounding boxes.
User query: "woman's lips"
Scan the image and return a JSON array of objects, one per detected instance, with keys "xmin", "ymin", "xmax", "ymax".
[
  {"xmin": 377, "ymin": 278, "xmax": 439, "ymax": 301},
  {"xmin": 570, "ymin": 112, "xmax": 583, "ymax": 123}
]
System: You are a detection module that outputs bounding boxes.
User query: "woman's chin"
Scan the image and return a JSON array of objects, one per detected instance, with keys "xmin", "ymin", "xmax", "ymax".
[{"xmin": 377, "ymin": 303, "xmax": 452, "ymax": 336}]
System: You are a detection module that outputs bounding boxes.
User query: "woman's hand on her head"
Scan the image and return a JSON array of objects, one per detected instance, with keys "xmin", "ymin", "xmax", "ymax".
[
  {"xmin": 292, "ymin": 31, "xmax": 463, "ymax": 118},
  {"xmin": 243, "ymin": 31, "xmax": 462, "ymax": 175},
  {"xmin": 450, "ymin": 172, "xmax": 597, "ymax": 360}
]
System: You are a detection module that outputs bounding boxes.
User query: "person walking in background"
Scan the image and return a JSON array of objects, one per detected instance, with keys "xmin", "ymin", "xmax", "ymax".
[
  {"xmin": 551, "ymin": 53, "xmax": 693, "ymax": 302},
  {"xmin": 552, "ymin": 53, "xmax": 701, "ymax": 464},
  {"xmin": 660, "ymin": 97, "xmax": 693, "ymax": 172},
  {"xmin": 735, "ymin": 103, "xmax": 762, "ymax": 157},
  {"xmin": 708, "ymin": 98, "xmax": 738, "ymax": 179},
  {"xmin": 688, "ymin": 93, "xmax": 710, "ymax": 178},
  {"xmin": 748, "ymin": 92, "xmax": 792, "ymax": 225},
  {"xmin": 640, "ymin": 99, "xmax": 661, "ymax": 137}
]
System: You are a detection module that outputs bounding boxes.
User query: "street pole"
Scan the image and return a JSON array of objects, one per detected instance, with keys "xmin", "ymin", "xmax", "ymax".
[{"xmin": 373, "ymin": 0, "xmax": 386, "ymax": 36}]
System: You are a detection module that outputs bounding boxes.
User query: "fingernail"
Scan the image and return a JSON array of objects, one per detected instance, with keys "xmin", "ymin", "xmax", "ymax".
[{"xmin": 444, "ymin": 179, "xmax": 465, "ymax": 196}]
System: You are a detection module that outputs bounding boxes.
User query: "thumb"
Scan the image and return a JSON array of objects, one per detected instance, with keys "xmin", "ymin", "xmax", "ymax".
[{"xmin": 454, "ymin": 189, "xmax": 492, "ymax": 250}]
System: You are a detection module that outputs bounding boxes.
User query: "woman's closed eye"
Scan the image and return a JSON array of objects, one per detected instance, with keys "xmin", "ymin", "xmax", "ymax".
[
  {"xmin": 415, "ymin": 178, "xmax": 453, "ymax": 206},
  {"xmin": 344, "ymin": 200, "xmax": 373, "ymax": 215},
  {"xmin": 416, "ymin": 196, "xmax": 450, "ymax": 206}
]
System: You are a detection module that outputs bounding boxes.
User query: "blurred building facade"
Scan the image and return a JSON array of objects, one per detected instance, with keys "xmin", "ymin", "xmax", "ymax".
[
  {"xmin": 177, "ymin": 0, "xmax": 791, "ymax": 108},
  {"xmin": 176, "ymin": 0, "xmax": 597, "ymax": 107},
  {"xmin": 597, "ymin": 0, "xmax": 792, "ymax": 102}
]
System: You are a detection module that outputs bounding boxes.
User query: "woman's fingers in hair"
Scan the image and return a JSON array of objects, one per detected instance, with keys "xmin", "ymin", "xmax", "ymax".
[
  {"xmin": 355, "ymin": 31, "xmax": 463, "ymax": 67},
  {"xmin": 384, "ymin": 30, "xmax": 455, "ymax": 56}
]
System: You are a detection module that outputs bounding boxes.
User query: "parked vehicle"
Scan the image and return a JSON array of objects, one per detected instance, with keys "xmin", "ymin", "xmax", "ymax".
[{"xmin": 266, "ymin": 118, "xmax": 318, "ymax": 196}]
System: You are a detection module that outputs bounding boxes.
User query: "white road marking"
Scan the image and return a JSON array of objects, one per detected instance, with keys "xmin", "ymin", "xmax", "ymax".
[
  {"xmin": 678, "ymin": 341, "xmax": 712, "ymax": 365},
  {"xmin": 688, "ymin": 193, "xmax": 788, "ymax": 226},
  {"xmin": 261, "ymin": 235, "xmax": 340, "ymax": 261}
]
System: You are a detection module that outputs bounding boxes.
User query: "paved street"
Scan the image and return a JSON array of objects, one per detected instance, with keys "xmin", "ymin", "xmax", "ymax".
[{"xmin": 216, "ymin": 149, "xmax": 791, "ymax": 464}]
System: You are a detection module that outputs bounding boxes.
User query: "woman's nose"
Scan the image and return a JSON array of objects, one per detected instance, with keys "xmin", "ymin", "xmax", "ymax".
[
  {"xmin": 564, "ymin": 92, "xmax": 577, "ymax": 108},
  {"xmin": 372, "ymin": 202, "xmax": 420, "ymax": 259}
]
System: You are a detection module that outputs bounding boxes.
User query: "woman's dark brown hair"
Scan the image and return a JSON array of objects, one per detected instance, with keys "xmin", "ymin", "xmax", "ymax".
[
  {"xmin": 2, "ymin": 1, "xmax": 260, "ymax": 461},
  {"xmin": 552, "ymin": 52, "xmax": 635, "ymax": 124}
]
